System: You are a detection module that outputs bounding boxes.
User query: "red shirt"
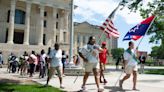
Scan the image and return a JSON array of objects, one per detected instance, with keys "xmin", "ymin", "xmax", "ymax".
[{"xmin": 99, "ymin": 48, "xmax": 108, "ymax": 64}]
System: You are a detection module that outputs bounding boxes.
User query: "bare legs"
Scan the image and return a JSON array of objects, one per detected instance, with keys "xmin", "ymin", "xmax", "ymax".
[{"xmin": 119, "ymin": 71, "xmax": 137, "ymax": 90}]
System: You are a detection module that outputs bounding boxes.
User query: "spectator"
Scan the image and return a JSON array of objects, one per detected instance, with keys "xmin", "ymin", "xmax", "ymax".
[
  {"xmin": 39, "ymin": 49, "xmax": 47, "ymax": 78},
  {"xmin": 62, "ymin": 50, "xmax": 66, "ymax": 76},
  {"xmin": 139, "ymin": 55, "xmax": 146, "ymax": 74},
  {"xmin": 29, "ymin": 51, "xmax": 37, "ymax": 77},
  {"xmin": 0, "ymin": 51, "xmax": 3, "ymax": 68}
]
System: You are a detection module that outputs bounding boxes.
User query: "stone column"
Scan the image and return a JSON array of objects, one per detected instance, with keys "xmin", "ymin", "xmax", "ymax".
[
  {"xmin": 80, "ymin": 35, "xmax": 83, "ymax": 47},
  {"xmin": 64, "ymin": 11, "xmax": 69, "ymax": 43},
  {"xmin": 64, "ymin": 10, "xmax": 69, "ymax": 30},
  {"xmin": 23, "ymin": 2, "xmax": 31, "ymax": 45},
  {"xmin": 85, "ymin": 36, "xmax": 88, "ymax": 44},
  {"xmin": 38, "ymin": 5, "xmax": 44, "ymax": 45},
  {"xmin": 59, "ymin": 9, "xmax": 64, "ymax": 43},
  {"xmin": 7, "ymin": 0, "xmax": 16, "ymax": 44},
  {"xmin": 52, "ymin": 8, "xmax": 57, "ymax": 44}
]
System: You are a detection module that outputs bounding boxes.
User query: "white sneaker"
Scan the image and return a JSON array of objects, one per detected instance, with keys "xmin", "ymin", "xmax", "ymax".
[
  {"xmin": 62, "ymin": 74, "xmax": 66, "ymax": 77},
  {"xmin": 81, "ymin": 86, "xmax": 86, "ymax": 91},
  {"xmin": 53, "ymin": 75, "xmax": 58, "ymax": 78},
  {"xmin": 98, "ymin": 87, "xmax": 104, "ymax": 92},
  {"xmin": 60, "ymin": 85, "xmax": 65, "ymax": 89}
]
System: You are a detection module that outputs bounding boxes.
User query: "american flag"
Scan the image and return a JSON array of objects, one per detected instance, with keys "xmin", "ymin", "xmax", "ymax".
[{"xmin": 100, "ymin": 4, "xmax": 120, "ymax": 38}]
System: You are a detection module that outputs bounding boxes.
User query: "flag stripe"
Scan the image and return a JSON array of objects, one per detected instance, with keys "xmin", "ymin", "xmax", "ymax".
[
  {"xmin": 101, "ymin": 24, "xmax": 119, "ymax": 35},
  {"xmin": 106, "ymin": 28, "xmax": 119, "ymax": 37},
  {"xmin": 106, "ymin": 19, "xmax": 117, "ymax": 30},
  {"xmin": 100, "ymin": 4, "xmax": 120, "ymax": 38},
  {"xmin": 105, "ymin": 28, "xmax": 119, "ymax": 38}
]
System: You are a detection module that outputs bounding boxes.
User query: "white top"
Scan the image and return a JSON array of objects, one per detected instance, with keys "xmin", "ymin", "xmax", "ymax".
[
  {"xmin": 40, "ymin": 53, "xmax": 47, "ymax": 66},
  {"xmin": 49, "ymin": 49, "xmax": 62, "ymax": 67},
  {"xmin": 79, "ymin": 44, "xmax": 100, "ymax": 63},
  {"xmin": 30, "ymin": 54, "xmax": 37, "ymax": 65},
  {"xmin": 123, "ymin": 49, "xmax": 137, "ymax": 66}
]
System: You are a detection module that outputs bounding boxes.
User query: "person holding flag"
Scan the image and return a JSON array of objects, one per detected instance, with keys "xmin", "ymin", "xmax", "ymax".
[
  {"xmin": 119, "ymin": 41, "xmax": 139, "ymax": 90},
  {"xmin": 120, "ymin": 15, "xmax": 156, "ymax": 90}
]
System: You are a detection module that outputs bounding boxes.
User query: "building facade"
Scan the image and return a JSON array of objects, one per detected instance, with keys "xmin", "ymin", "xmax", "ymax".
[
  {"xmin": 74, "ymin": 22, "xmax": 118, "ymax": 54},
  {"xmin": 0, "ymin": 0, "xmax": 71, "ymax": 62}
]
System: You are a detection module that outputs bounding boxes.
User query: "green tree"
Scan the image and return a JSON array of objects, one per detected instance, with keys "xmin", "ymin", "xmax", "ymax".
[
  {"xmin": 150, "ymin": 46, "xmax": 164, "ymax": 59},
  {"xmin": 111, "ymin": 48, "xmax": 124, "ymax": 60},
  {"xmin": 150, "ymin": 46, "xmax": 159, "ymax": 59}
]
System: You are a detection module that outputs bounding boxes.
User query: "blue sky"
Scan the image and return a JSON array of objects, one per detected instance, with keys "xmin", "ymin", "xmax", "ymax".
[{"xmin": 74, "ymin": 0, "xmax": 160, "ymax": 53}]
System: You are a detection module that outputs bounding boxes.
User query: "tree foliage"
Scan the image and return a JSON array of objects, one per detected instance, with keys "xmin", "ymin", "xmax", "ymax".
[
  {"xmin": 150, "ymin": 45, "xmax": 164, "ymax": 59},
  {"xmin": 111, "ymin": 48, "xmax": 124, "ymax": 60}
]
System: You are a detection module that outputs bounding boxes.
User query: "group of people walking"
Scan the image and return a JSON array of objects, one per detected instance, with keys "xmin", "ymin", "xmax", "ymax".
[
  {"xmin": 6, "ymin": 47, "xmax": 68, "ymax": 80},
  {"xmin": 0, "ymin": 36, "xmax": 144, "ymax": 92},
  {"xmin": 78, "ymin": 36, "xmax": 140, "ymax": 91}
]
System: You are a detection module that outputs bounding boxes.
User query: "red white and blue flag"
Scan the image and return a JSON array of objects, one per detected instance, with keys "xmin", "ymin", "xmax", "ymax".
[
  {"xmin": 100, "ymin": 5, "xmax": 120, "ymax": 38},
  {"xmin": 123, "ymin": 16, "xmax": 155, "ymax": 41}
]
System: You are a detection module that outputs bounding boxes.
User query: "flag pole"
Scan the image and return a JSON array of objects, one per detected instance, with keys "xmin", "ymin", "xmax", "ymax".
[{"xmin": 136, "ymin": 16, "xmax": 156, "ymax": 49}]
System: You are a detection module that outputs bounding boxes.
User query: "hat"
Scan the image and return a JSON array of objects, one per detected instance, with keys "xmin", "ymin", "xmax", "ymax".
[{"xmin": 102, "ymin": 42, "xmax": 106, "ymax": 45}]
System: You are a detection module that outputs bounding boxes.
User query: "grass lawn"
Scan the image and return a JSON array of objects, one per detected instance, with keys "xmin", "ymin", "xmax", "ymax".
[
  {"xmin": 0, "ymin": 83, "xmax": 63, "ymax": 92},
  {"xmin": 144, "ymin": 69, "xmax": 164, "ymax": 75}
]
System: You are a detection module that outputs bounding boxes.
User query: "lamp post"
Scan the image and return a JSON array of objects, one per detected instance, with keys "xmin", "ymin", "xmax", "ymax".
[{"xmin": 69, "ymin": 0, "xmax": 74, "ymax": 65}]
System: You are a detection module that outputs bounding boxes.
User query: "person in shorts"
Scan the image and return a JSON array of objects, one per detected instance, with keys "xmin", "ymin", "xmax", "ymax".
[
  {"xmin": 119, "ymin": 41, "xmax": 138, "ymax": 90},
  {"xmin": 45, "ymin": 43, "xmax": 64, "ymax": 88},
  {"xmin": 79, "ymin": 36, "xmax": 103, "ymax": 92}
]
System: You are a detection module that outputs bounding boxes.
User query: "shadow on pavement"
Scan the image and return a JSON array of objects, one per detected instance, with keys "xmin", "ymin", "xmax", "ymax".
[
  {"xmin": 0, "ymin": 79, "xmax": 20, "ymax": 92},
  {"xmin": 85, "ymin": 83, "xmax": 96, "ymax": 85},
  {"xmin": 0, "ymin": 78, "xmax": 21, "ymax": 84},
  {"xmin": 138, "ymin": 79, "xmax": 164, "ymax": 83},
  {"xmin": 105, "ymin": 86, "xmax": 132, "ymax": 92}
]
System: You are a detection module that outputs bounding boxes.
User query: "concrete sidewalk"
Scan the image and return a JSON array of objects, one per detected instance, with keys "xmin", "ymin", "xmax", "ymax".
[
  {"xmin": 0, "ymin": 67, "xmax": 164, "ymax": 92},
  {"xmin": 32, "ymin": 72, "xmax": 164, "ymax": 92}
]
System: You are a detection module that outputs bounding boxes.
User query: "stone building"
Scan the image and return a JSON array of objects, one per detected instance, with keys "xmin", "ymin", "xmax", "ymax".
[
  {"xmin": 0, "ymin": 0, "xmax": 71, "ymax": 62},
  {"xmin": 74, "ymin": 22, "xmax": 118, "ymax": 54}
]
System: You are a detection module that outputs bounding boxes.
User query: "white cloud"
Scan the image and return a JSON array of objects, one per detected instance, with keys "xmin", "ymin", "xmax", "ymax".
[{"xmin": 74, "ymin": 0, "xmax": 144, "ymax": 25}]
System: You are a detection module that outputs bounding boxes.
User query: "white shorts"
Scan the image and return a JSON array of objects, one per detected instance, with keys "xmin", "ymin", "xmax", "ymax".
[
  {"xmin": 83, "ymin": 62, "xmax": 99, "ymax": 72},
  {"xmin": 125, "ymin": 65, "xmax": 138, "ymax": 74}
]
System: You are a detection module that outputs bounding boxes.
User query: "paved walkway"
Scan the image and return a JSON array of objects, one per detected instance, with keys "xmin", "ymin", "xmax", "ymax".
[{"xmin": 0, "ymin": 67, "xmax": 164, "ymax": 92}]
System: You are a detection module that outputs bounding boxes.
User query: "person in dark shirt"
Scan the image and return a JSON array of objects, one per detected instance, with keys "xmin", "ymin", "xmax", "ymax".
[{"xmin": 139, "ymin": 55, "xmax": 146, "ymax": 74}]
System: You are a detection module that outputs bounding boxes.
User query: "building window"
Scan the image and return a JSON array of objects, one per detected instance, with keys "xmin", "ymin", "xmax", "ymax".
[
  {"xmin": 56, "ymin": 35, "xmax": 58, "ymax": 42},
  {"xmin": 7, "ymin": 9, "xmax": 25, "ymax": 24},
  {"xmin": 56, "ymin": 13, "xmax": 59, "ymax": 19},
  {"xmin": 44, "ymin": 12, "xmax": 47, "ymax": 17},
  {"xmin": 15, "ymin": 9, "xmax": 25, "ymax": 24},
  {"xmin": 83, "ymin": 36, "xmax": 85, "ymax": 44},
  {"xmin": 44, "ymin": 20, "xmax": 47, "ymax": 28},
  {"xmin": 63, "ymin": 32, "xmax": 66, "ymax": 42},
  {"xmin": 7, "ymin": 10, "xmax": 10, "ymax": 22},
  {"xmin": 56, "ymin": 22, "xmax": 58, "ymax": 29},
  {"xmin": 77, "ymin": 34, "xmax": 80, "ymax": 44},
  {"xmin": 5, "ymin": 29, "xmax": 8, "ymax": 43},
  {"xmin": 43, "ymin": 34, "xmax": 46, "ymax": 45}
]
